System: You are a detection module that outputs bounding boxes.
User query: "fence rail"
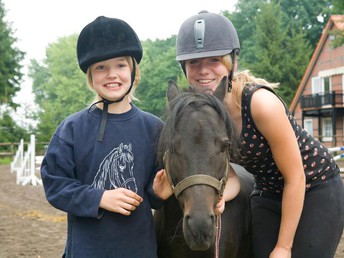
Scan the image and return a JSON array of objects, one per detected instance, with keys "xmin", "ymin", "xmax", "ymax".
[
  {"xmin": 0, "ymin": 141, "xmax": 48, "ymax": 158},
  {"xmin": 11, "ymin": 134, "xmax": 47, "ymax": 185}
]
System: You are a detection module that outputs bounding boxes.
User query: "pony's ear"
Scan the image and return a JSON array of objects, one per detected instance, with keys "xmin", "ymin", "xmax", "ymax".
[
  {"xmin": 167, "ymin": 80, "xmax": 180, "ymax": 102},
  {"xmin": 214, "ymin": 76, "xmax": 227, "ymax": 101}
]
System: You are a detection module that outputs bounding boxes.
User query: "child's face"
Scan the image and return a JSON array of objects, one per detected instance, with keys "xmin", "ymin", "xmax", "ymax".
[
  {"xmin": 90, "ymin": 57, "xmax": 132, "ymax": 101},
  {"xmin": 184, "ymin": 56, "xmax": 228, "ymax": 92}
]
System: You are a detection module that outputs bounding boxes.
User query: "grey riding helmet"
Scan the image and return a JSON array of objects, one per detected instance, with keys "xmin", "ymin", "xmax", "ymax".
[{"xmin": 176, "ymin": 10, "xmax": 240, "ymax": 61}]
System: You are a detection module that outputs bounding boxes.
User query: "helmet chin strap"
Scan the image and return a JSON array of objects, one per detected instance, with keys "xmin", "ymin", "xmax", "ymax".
[
  {"xmin": 228, "ymin": 49, "xmax": 239, "ymax": 93},
  {"xmin": 88, "ymin": 57, "xmax": 136, "ymax": 142}
]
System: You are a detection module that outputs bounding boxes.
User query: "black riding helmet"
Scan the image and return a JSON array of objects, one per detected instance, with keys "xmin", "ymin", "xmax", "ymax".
[
  {"xmin": 176, "ymin": 11, "xmax": 240, "ymax": 91},
  {"xmin": 77, "ymin": 16, "xmax": 142, "ymax": 73},
  {"xmin": 77, "ymin": 16, "xmax": 143, "ymax": 142}
]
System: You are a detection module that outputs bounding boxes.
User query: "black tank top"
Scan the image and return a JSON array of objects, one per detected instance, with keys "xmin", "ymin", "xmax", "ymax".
[{"xmin": 234, "ymin": 84, "xmax": 339, "ymax": 193}]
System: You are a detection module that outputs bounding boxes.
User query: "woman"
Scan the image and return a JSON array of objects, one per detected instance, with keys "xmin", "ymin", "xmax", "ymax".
[
  {"xmin": 41, "ymin": 16, "xmax": 168, "ymax": 258},
  {"xmin": 175, "ymin": 10, "xmax": 344, "ymax": 258}
]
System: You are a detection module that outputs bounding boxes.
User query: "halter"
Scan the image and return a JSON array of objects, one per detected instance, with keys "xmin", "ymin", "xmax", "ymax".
[
  {"xmin": 163, "ymin": 149, "xmax": 229, "ymax": 258},
  {"xmin": 163, "ymin": 150, "xmax": 230, "ymax": 198}
]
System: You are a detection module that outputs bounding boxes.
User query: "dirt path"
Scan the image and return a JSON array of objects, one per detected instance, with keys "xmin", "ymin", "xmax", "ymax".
[
  {"xmin": 0, "ymin": 165, "xmax": 66, "ymax": 258},
  {"xmin": 0, "ymin": 164, "xmax": 343, "ymax": 257}
]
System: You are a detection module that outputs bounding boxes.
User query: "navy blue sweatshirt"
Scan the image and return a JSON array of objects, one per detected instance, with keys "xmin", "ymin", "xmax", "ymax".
[{"xmin": 41, "ymin": 104, "xmax": 164, "ymax": 258}]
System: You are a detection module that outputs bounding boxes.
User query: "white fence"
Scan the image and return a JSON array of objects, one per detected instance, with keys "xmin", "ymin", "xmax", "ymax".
[
  {"xmin": 328, "ymin": 146, "xmax": 344, "ymax": 161},
  {"xmin": 328, "ymin": 146, "xmax": 344, "ymax": 173},
  {"xmin": 10, "ymin": 134, "xmax": 43, "ymax": 186}
]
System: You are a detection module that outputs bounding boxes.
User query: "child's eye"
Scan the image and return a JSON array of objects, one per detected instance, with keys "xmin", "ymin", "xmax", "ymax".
[
  {"xmin": 118, "ymin": 63, "xmax": 127, "ymax": 68},
  {"xmin": 95, "ymin": 65, "xmax": 106, "ymax": 70}
]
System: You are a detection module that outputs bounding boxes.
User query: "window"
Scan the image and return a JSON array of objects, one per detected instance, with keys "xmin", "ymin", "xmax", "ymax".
[
  {"xmin": 342, "ymin": 74, "xmax": 344, "ymax": 103},
  {"xmin": 311, "ymin": 76, "xmax": 331, "ymax": 94},
  {"xmin": 323, "ymin": 77, "xmax": 331, "ymax": 92},
  {"xmin": 304, "ymin": 119, "xmax": 313, "ymax": 135},
  {"xmin": 311, "ymin": 77, "xmax": 322, "ymax": 94},
  {"xmin": 322, "ymin": 117, "xmax": 333, "ymax": 142}
]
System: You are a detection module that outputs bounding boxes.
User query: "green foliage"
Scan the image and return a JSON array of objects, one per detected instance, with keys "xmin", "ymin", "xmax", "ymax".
[
  {"xmin": 226, "ymin": 0, "xmax": 312, "ymax": 105},
  {"xmin": 0, "ymin": 110, "xmax": 28, "ymax": 143},
  {"xmin": 279, "ymin": 0, "xmax": 332, "ymax": 49},
  {"xmin": 0, "ymin": 157, "xmax": 11, "ymax": 165},
  {"xmin": 0, "ymin": 0, "xmax": 24, "ymax": 108},
  {"xmin": 135, "ymin": 36, "xmax": 184, "ymax": 118},
  {"xmin": 332, "ymin": 0, "xmax": 344, "ymax": 14},
  {"xmin": 29, "ymin": 34, "xmax": 94, "ymax": 142},
  {"xmin": 330, "ymin": 29, "xmax": 344, "ymax": 48}
]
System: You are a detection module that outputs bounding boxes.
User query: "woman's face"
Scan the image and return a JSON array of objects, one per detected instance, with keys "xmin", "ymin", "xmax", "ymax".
[
  {"xmin": 90, "ymin": 57, "xmax": 131, "ymax": 101},
  {"xmin": 185, "ymin": 56, "xmax": 229, "ymax": 92}
]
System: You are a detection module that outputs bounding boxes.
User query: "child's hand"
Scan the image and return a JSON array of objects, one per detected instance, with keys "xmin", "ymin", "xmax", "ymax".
[
  {"xmin": 215, "ymin": 196, "xmax": 225, "ymax": 215},
  {"xmin": 99, "ymin": 188, "xmax": 143, "ymax": 216},
  {"xmin": 153, "ymin": 169, "xmax": 173, "ymax": 200}
]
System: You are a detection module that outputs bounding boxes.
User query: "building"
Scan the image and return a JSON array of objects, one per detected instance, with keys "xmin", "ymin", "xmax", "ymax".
[{"xmin": 290, "ymin": 15, "xmax": 344, "ymax": 148}]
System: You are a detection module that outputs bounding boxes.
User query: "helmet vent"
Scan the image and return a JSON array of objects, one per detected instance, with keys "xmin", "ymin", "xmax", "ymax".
[{"xmin": 194, "ymin": 19, "xmax": 205, "ymax": 49}]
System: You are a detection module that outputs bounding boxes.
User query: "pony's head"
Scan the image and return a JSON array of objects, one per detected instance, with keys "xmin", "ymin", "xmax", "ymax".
[{"xmin": 158, "ymin": 77, "xmax": 240, "ymax": 250}]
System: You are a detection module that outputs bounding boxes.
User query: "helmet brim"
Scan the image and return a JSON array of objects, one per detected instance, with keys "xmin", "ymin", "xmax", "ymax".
[{"xmin": 176, "ymin": 49, "xmax": 233, "ymax": 61}]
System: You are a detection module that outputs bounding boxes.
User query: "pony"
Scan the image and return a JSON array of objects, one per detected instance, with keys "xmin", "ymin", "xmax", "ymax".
[{"xmin": 154, "ymin": 78, "xmax": 254, "ymax": 258}]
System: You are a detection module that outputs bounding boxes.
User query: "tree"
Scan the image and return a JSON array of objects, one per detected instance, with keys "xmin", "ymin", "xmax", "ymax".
[
  {"xmin": 279, "ymin": 0, "xmax": 332, "ymax": 49},
  {"xmin": 0, "ymin": 0, "xmax": 24, "ymax": 108},
  {"xmin": 225, "ymin": 0, "xmax": 312, "ymax": 105},
  {"xmin": 29, "ymin": 34, "xmax": 94, "ymax": 142},
  {"xmin": 332, "ymin": 0, "xmax": 344, "ymax": 14},
  {"xmin": 225, "ymin": 0, "xmax": 266, "ymax": 66},
  {"xmin": 0, "ymin": 109, "xmax": 27, "ymax": 143},
  {"xmin": 135, "ymin": 36, "xmax": 184, "ymax": 118},
  {"xmin": 329, "ymin": 0, "xmax": 344, "ymax": 48},
  {"xmin": 228, "ymin": 0, "xmax": 331, "ymax": 49}
]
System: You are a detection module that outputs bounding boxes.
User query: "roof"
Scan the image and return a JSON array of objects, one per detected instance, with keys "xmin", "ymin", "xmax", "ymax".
[{"xmin": 289, "ymin": 15, "xmax": 344, "ymax": 113}]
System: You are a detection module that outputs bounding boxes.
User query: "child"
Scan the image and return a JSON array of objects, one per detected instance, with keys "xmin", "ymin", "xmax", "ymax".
[{"xmin": 41, "ymin": 16, "xmax": 167, "ymax": 258}]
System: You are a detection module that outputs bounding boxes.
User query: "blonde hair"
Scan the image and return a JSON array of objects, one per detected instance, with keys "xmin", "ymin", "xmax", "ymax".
[
  {"xmin": 222, "ymin": 54, "xmax": 279, "ymax": 109},
  {"xmin": 86, "ymin": 56, "xmax": 141, "ymax": 103}
]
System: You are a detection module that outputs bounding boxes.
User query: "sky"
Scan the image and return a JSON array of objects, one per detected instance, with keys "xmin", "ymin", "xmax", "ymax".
[{"xmin": 2, "ymin": 0, "xmax": 237, "ymax": 126}]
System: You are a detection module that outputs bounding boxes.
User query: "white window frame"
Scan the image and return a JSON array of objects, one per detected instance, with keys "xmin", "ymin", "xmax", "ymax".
[
  {"xmin": 304, "ymin": 119, "xmax": 313, "ymax": 136},
  {"xmin": 322, "ymin": 117, "xmax": 333, "ymax": 142},
  {"xmin": 311, "ymin": 76, "xmax": 332, "ymax": 94},
  {"xmin": 311, "ymin": 76, "xmax": 322, "ymax": 94},
  {"xmin": 342, "ymin": 74, "xmax": 344, "ymax": 103}
]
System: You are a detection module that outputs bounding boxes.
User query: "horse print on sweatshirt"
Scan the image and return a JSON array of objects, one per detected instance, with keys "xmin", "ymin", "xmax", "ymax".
[{"xmin": 91, "ymin": 143, "xmax": 138, "ymax": 193}]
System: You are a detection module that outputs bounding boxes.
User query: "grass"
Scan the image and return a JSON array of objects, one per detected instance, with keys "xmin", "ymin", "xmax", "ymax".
[{"xmin": 0, "ymin": 157, "xmax": 12, "ymax": 165}]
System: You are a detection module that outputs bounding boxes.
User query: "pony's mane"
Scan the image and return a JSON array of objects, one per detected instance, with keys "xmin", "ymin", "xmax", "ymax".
[{"xmin": 157, "ymin": 86, "xmax": 240, "ymax": 164}]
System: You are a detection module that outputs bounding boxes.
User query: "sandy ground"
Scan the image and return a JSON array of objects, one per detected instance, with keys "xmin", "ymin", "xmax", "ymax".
[
  {"xmin": 0, "ymin": 165, "xmax": 66, "ymax": 258},
  {"xmin": 0, "ymin": 164, "xmax": 343, "ymax": 258}
]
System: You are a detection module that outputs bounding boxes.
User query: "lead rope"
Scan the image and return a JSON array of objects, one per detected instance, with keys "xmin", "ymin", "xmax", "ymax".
[{"xmin": 215, "ymin": 214, "xmax": 221, "ymax": 258}]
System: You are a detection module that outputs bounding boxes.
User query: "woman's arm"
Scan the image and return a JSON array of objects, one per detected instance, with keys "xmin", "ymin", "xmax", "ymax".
[
  {"xmin": 215, "ymin": 166, "xmax": 241, "ymax": 214},
  {"xmin": 251, "ymin": 89, "xmax": 305, "ymax": 258}
]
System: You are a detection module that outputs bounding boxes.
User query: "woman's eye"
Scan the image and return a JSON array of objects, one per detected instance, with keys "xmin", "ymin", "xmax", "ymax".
[
  {"xmin": 188, "ymin": 60, "xmax": 199, "ymax": 65},
  {"xmin": 210, "ymin": 58, "xmax": 220, "ymax": 63}
]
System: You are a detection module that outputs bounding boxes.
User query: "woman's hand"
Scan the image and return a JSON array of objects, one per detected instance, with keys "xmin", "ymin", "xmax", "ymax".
[
  {"xmin": 153, "ymin": 169, "xmax": 173, "ymax": 200},
  {"xmin": 269, "ymin": 246, "xmax": 291, "ymax": 258},
  {"xmin": 215, "ymin": 196, "xmax": 225, "ymax": 215},
  {"xmin": 99, "ymin": 188, "xmax": 143, "ymax": 216}
]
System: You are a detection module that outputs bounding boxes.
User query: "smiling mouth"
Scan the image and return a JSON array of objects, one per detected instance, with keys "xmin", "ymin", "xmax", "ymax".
[
  {"xmin": 105, "ymin": 83, "xmax": 121, "ymax": 89},
  {"xmin": 198, "ymin": 79, "xmax": 213, "ymax": 84}
]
